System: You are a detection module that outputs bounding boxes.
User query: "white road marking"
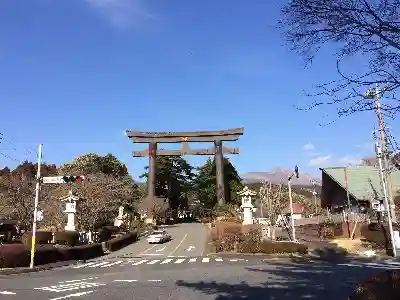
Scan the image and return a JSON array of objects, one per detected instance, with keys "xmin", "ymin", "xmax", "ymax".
[
  {"xmin": 202, "ymin": 257, "xmax": 210, "ymax": 263},
  {"xmin": 49, "ymin": 290, "xmax": 94, "ymax": 300},
  {"xmin": 230, "ymin": 259, "xmax": 238, "ymax": 262},
  {"xmin": 168, "ymin": 233, "xmax": 187, "ymax": 256},
  {"xmin": 147, "ymin": 280, "xmax": 161, "ymax": 282},
  {"xmin": 114, "ymin": 280, "xmax": 138, "ymax": 282},
  {"xmin": 132, "ymin": 260, "xmax": 148, "ymax": 266},
  {"xmin": 101, "ymin": 261, "xmax": 124, "ymax": 268},
  {"xmin": 155, "ymin": 246, "xmax": 166, "ymax": 252},
  {"xmin": 188, "ymin": 258, "xmax": 197, "ymax": 263},
  {"xmin": 186, "ymin": 245, "xmax": 195, "ymax": 252},
  {"xmin": 73, "ymin": 262, "xmax": 96, "ymax": 269},
  {"xmin": 160, "ymin": 258, "xmax": 173, "ymax": 264},
  {"xmin": 88, "ymin": 262, "xmax": 109, "ymax": 268},
  {"xmin": 147, "ymin": 260, "xmax": 160, "ymax": 265},
  {"xmin": 215, "ymin": 258, "xmax": 223, "ymax": 262},
  {"xmin": 0, "ymin": 291, "xmax": 16, "ymax": 295},
  {"xmin": 143, "ymin": 253, "xmax": 163, "ymax": 256},
  {"xmin": 174, "ymin": 258, "xmax": 186, "ymax": 264},
  {"xmin": 35, "ymin": 280, "xmax": 105, "ymax": 293},
  {"xmin": 139, "ymin": 244, "xmax": 157, "ymax": 256}
]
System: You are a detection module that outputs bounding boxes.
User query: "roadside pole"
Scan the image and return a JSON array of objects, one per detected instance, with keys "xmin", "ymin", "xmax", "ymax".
[
  {"xmin": 30, "ymin": 144, "xmax": 43, "ymax": 269},
  {"xmin": 288, "ymin": 165, "xmax": 299, "ymax": 242}
]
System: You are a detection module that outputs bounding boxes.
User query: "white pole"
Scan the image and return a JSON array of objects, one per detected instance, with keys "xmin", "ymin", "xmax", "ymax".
[
  {"xmin": 30, "ymin": 144, "xmax": 43, "ymax": 269},
  {"xmin": 288, "ymin": 176, "xmax": 296, "ymax": 241},
  {"xmin": 376, "ymin": 142, "xmax": 396, "ymax": 257}
]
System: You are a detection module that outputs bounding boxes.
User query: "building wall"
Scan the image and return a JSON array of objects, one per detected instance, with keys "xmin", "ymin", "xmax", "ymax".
[{"xmin": 321, "ymin": 171, "xmax": 356, "ymax": 208}]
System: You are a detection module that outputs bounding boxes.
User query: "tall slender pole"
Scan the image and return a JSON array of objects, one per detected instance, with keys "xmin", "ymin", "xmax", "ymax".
[
  {"xmin": 288, "ymin": 177, "xmax": 296, "ymax": 241},
  {"xmin": 214, "ymin": 141, "xmax": 225, "ymax": 205},
  {"xmin": 30, "ymin": 144, "xmax": 43, "ymax": 269},
  {"xmin": 374, "ymin": 88, "xmax": 395, "ymax": 222},
  {"xmin": 376, "ymin": 142, "xmax": 396, "ymax": 257}
]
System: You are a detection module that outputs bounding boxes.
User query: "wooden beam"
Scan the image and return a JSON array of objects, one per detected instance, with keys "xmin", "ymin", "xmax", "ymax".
[
  {"xmin": 126, "ymin": 128, "xmax": 244, "ymax": 139},
  {"xmin": 129, "ymin": 134, "xmax": 242, "ymax": 143},
  {"xmin": 132, "ymin": 147, "xmax": 239, "ymax": 157}
]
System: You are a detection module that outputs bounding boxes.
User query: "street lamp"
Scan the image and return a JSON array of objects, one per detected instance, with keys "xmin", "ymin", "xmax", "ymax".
[{"xmin": 288, "ymin": 165, "xmax": 299, "ymax": 242}]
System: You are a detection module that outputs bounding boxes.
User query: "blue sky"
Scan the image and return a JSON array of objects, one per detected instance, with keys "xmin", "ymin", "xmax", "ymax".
[{"xmin": 0, "ymin": 0, "xmax": 393, "ymax": 180}]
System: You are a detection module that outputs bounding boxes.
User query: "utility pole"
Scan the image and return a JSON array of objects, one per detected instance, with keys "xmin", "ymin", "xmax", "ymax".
[
  {"xmin": 365, "ymin": 86, "xmax": 395, "ymax": 222},
  {"xmin": 375, "ymin": 142, "xmax": 396, "ymax": 257},
  {"xmin": 311, "ymin": 179, "xmax": 318, "ymax": 214},
  {"xmin": 30, "ymin": 144, "xmax": 43, "ymax": 269},
  {"xmin": 288, "ymin": 165, "xmax": 299, "ymax": 242}
]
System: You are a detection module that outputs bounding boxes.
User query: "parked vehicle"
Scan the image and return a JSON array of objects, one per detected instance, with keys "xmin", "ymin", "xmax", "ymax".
[{"xmin": 147, "ymin": 230, "xmax": 171, "ymax": 244}]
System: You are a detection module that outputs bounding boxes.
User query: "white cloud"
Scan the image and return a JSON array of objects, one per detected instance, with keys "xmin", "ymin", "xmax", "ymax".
[
  {"xmin": 339, "ymin": 155, "xmax": 363, "ymax": 166},
  {"xmin": 309, "ymin": 155, "xmax": 332, "ymax": 166},
  {"xmin": 84, "ymin": 0, "xmax": 153, "ymax": 28},
  {"xmin": 303, "ymin": 143, "xmax": 315, "ymax": 151}
]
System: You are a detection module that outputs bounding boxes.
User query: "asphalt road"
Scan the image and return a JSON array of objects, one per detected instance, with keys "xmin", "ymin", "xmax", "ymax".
[
  {"xmin": 102, "ymin": 222, "xmax": 208, "ymax": 259},
  {"xmin": 1, "ymin": 257, "xmax": 400, "ymax": 299}
]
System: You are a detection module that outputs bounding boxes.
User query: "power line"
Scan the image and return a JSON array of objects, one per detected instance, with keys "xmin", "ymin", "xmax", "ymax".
[{"xmin": 0, "ymin": 133, "xmax": 37, "ymax": 156}]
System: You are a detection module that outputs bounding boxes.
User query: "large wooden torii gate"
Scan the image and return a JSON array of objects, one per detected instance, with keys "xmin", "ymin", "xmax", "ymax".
[{"xmin": 126, "ymin": 128, "xmax": 244, "ymax": 206}]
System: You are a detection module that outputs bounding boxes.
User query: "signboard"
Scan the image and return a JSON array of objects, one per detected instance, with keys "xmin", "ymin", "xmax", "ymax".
[{"xmin": 42, "ymin": 176, "xmax": 65, "ymax": 184}]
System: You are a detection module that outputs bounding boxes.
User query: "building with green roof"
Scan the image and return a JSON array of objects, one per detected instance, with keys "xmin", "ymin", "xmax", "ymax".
[{"xmin": 320, "ymin": 166, "xmax": 400, "ymax": 210}]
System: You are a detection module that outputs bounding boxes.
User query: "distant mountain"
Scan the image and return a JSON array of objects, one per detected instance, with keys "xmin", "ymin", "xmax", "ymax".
[{"xmin": 240, "ymin": 168, "xmax": 321, "ymax": 186}]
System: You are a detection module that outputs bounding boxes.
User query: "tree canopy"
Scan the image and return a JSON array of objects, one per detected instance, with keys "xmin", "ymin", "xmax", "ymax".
[
  {"xmin": 280, "ymin": 0, "xmax": 400, "ymax": 118},
  {"xmin": 194, "ymin": 157, "xmax": 243, "ymax": 208},
  {"xmin": 59, "ymin": 153, "xmax": 128, "ymax": 177},
  {"xmin": 140, "ymin": 156, "xmax": 196, "ymax": 210}
]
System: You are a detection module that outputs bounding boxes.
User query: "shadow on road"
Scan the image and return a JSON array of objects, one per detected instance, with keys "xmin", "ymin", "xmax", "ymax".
[{"xmin": 175, "ymin": 257, "xmax": 390, "ymax": 300}]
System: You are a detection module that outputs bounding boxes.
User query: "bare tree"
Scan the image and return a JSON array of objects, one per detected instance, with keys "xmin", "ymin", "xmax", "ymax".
[{"xmin": 280, "ymin": 0, "xmax": 400, "ymax": 118}]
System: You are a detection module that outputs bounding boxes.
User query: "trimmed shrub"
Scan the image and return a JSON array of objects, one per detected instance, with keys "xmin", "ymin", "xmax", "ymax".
[
  {"xmin": 349, "ymin": 270, "xmax": 400, "ymax": 300},
  {"xmin": 60, "ymin": 243, "xmax": 104, "ymax": 261},
  {"xmin": 21, "ymin": 231, "xmax": 53, "ymax": 246},
  {"xmin": 54, "ymin": 231, "xmax": 80, "ymax": 246},
  {"xmin": 105, "ymin": 232, "xmax": 138, "ymax": 252},
  {"xmin": 35, "ymin": 245, "xmax": 65, "ymax": 265},
  {"xmin": 0, "ymin": 244, "xmax": 30, "ymax": 268}
]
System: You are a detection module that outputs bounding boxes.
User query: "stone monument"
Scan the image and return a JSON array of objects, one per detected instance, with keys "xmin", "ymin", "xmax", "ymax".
[
  {"xmin": 238, "ymin": 186, "xmax": 257, "ymax": 225},
  {"xmin": 61, "ymin": 190, "xmax": 80, "ymax": 231},
  {"xmin": 114, "ymin": 206, "xmax": 125, "ymax": 227}
]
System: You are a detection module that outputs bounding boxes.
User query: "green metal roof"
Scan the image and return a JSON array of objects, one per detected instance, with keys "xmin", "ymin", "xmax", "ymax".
[{"xmin": 321, "ymin": 166, "xmax": 400, "ymax": 201}]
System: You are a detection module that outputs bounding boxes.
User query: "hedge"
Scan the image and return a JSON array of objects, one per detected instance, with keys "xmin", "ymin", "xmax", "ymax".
[
  {"xmin": 54, "ymin": 231, "xmax": 80, "ymax": 246},
  {"xmin": 349, "ymin": 270, "xmax": 400, "ymax": 300},
  {"xmin": 21, "ymin": 231, "xmax": 53, "ymax": 246},
  {"xmin": 0, "ymin": 243, "xmax": 105, "ymax": 268},
  {"xmin": 98, "ymin": 226, "xmax": 119, "ymax": 242},
  {"xmin": 105, "ymin": 232, "xmax": 138, "ymax": 252}
]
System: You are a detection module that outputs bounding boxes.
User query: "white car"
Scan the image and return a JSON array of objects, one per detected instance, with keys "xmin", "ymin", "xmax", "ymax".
[{"xmin": 147, "ymin": 230, "xmax": 171, "ymax": 244}]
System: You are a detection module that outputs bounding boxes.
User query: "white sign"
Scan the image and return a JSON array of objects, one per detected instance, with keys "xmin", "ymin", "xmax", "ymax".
[
  {"xmin": 37, "ymin": 210, "xmax": 43, "ymax": 221},
  {"xmin": 42, "ymin": 176, "xmax": 65, "ymax": 184}
]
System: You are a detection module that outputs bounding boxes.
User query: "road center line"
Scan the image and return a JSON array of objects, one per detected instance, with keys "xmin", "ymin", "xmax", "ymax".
[{"xmin": 168, "ymin": 233, "xmax": 188, "ymax": 256}]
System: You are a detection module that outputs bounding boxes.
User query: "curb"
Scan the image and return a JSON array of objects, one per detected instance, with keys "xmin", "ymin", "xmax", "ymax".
[
  {"xmin": 0, "ymin": 260, "xmax": 83, "ymax": 276},
  {"xmin": 206, "ymin": 252, "xmax": 393, "ymax": 263}
]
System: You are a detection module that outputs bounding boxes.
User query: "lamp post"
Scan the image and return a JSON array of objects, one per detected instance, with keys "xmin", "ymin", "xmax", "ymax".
[{"xmin": 288, "ymin": 165, "xmax": 299, "ymax": 242}]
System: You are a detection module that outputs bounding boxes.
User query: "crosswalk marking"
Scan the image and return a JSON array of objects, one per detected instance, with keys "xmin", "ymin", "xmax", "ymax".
[
  {"xmin": 132, "ymin": 260, "xmax": 148, "ymax": 266},
  {"xmin": 71, "ymin": 256, "xmax": 246, "ymax": 269},
  {"xmin": 147, "ymin": 260, "xmax": 160, "ymax": 265},
  {"xmin": 101, "ymin": 261, "xmax": 123, "ymax": 268},
  {"xmin": 73, "ymin": 262, "xmax": 96, "ymax": 269},
  {"xmin": 89, "ymin": 262, "xmax": 109, "ymax": 268},
  {"xmin": 160, "ymin": 259, "xmax": 173, "ymax": 264},
  {"xmin": 174, "ymin": 258, "xmax": 185, "ymax": 264}
]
